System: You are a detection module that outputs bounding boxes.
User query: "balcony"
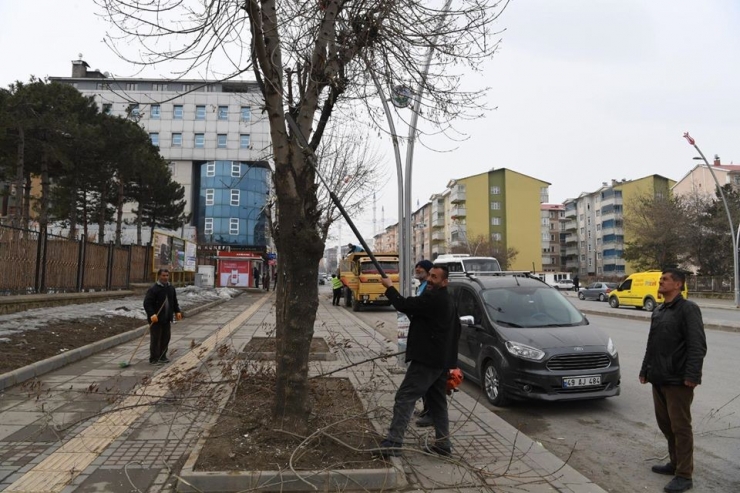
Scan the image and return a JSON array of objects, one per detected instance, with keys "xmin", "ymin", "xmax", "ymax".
[
  {"xmin": 431, "ymin": 215, "xmax": 444, "ymax": 228},
  {"xmin": 450, "ymin": 205, "xmax": 466, "ymax": 218},
  {"xmin": 449, "ymin": 238, "xmax": 464, "ymax": 248},
  {"xmin": 564, "ymin": 233, "xmax": 577, "ymax": 244},
  {"xmin": 450, "ymin": 222, "xmax": 465, "ymax": 236},
  {"xmin": 565, "ymin": 246, "xmax": 580, "ymax": 256},
  {"xmin": 432, "ymin": 230, "xmax": 446, "ymax": 243},
  {"xmin": 449, "ymin": 186, "xmax": 466, "ymax": 203},
  {"xmin": 564, "ymin": 207, "xmax": 577, "ymax": 219},
  {"xmin": 564, "ymin": 220, "xmax": 577, "ymax": 231},
  {"xmin": 565, "ymin": 259, "xmax": 580, "ymax": 270}
]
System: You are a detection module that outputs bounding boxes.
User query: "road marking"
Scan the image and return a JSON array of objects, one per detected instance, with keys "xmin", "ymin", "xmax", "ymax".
[{"xmin": 6, "ymin": 294, "xmax": 271, "ymax": 493}]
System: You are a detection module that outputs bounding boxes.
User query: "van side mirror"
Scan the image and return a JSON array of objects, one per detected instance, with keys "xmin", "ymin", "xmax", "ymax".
[{"xmin": 460, "ymin": 315, "xmax": 475, "ymax": 326}]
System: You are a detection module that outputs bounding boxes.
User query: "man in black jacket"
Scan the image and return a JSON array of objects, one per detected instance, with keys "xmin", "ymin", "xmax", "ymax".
[
  {"xmin": 378, "ymin": 265, "xmax": 460, "ymax": 458},
  {"xmin": 143, "ymin": 269, "xmax": 182, "ymax": 365},
  {"xmin": 639, "ymin": 268, "xmax": 706, "ymax": 493}
]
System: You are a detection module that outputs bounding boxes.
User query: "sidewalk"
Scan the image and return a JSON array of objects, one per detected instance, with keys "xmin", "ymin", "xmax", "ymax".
[{"xmin": 0, "ymin": 292, "xmax": 605, "ymax": 493}]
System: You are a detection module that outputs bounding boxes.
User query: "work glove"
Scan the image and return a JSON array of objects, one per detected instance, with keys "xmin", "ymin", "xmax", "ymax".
[
  {"xmin": 150, "ymin": 314, "xmax": 158, "ymax": 324},
  {"xmin": 176, "ymin": 312, "xmax": 183, "ymax": 321}
]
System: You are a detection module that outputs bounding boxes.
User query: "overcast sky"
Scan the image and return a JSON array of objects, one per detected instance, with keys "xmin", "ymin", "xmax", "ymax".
[{"xmin": 2, "ymin": 0, "xmax": 739, "ymax": 244}]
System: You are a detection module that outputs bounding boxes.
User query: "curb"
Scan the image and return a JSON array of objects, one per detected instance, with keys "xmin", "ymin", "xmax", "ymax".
[
  {"xmin": 0, "ymin": 296, "xmax": 235, "ymax": 392},
  {"xmin": 579, "ymin": 308, "xmax": 740, "ymax": 333}
]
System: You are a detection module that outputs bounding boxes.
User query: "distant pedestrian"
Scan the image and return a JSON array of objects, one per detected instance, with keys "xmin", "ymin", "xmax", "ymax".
[
  {"xmin": 253, "ymin": 267, "xmax": 260, "ymax": 288},
  {"xmin": 377, "ymin": 265, "xmax": 461, "ymax": 458},
  {"xmin": 331, "ymin": 274, "xmax": 343, "ymax": 306},
  {"xmin": 572, "ymin": 275, "xmax": 580, "ymax": 292},
  {"xmin": 263, "ymin": 270, "xmax": 270, "ymax": 291},
  {"xmin": 639, "ymin": 268, "xmax": 707, "ymax": 493},
  {"xmin": 143, "ymin": 269, "xmax": 182, "ymax": 365},
  {"xmin": 272, "ymin": 270, "xmax": 277, "ymax": 291}
]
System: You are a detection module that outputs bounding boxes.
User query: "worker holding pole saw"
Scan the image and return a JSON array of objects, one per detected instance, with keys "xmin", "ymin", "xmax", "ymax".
[
  {"xmin": 143, "ymin": 268, "xmax": 182, "ymax": 366},
  {"xmin": 286, "ymin": 115, "xmax": 461, "ymax": 459}
]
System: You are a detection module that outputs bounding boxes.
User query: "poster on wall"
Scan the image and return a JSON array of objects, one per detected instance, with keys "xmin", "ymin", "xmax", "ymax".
[
  {"xmin": 171, "ymin": 237, "xmax": 185, "ymax": 271},
  {"xmin": 152, "ymin": 232, "xmax": 172, "ymax": 272},
  {"xmin": 184, "ymin": 242, "xmax": 197, "ymax": 272},
  {"xmin": 218, "ymin": 259, "xmax": 251, "ymax": 287}
]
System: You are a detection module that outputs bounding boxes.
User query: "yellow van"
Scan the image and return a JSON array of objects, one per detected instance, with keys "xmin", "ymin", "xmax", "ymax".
[{"xmin": 607, "ymin": 270, "xmax": 688, "ymax": 312}]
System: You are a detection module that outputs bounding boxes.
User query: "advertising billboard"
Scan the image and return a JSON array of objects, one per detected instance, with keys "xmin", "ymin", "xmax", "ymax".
[
  {"xmin": 184, "ymin": 242, "xmax": 197, "ymax": 272},
  {"xmin": 171, "ymin": 237, "xmax": 185, "ymax": 271},
  {"xmin": 153, "ymin": 232, "xmax": 172, "ymax": 272}
]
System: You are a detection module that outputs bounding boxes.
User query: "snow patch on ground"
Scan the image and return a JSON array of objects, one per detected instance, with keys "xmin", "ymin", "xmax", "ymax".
[{"xmin": 0, "ymin": 286, "xmax": 239, "ymax": 339}]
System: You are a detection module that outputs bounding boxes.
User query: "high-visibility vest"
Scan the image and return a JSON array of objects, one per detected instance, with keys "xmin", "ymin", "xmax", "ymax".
[{"xmin": 331, "ymin": 277, "xmax": 343, "ymax": 290}]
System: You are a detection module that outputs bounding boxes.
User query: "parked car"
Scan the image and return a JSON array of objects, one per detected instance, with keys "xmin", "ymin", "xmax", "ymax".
[
  {"xmin": 608, "ymin": 271, "xmax": 688, "ymax": 311},
  {"xmin": 578, "ymin": 282, "xmax": 618, "ymax": 302},
  {"xmin": 318, "ymin": 275, "xmax": 326, "ymax": 285},
  {"xmin": 449, "ymin": 273, "xmax": 621, "ymax": 406},
  {"xmin": 551, "ymin": 279, "xmax": 574, "ymax": 290}
]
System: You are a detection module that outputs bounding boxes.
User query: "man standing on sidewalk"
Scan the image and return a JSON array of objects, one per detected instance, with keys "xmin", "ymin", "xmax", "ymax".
[
  {"xmin": 378, "ymin": 265, "xmax": 460, "ymax": 458},
  {"xmin": 331, "ymin": 274, "xmax": 343, "ymax": 306},
  {"xmin": 639, "ymin": 268, "xmax": 707, "ymax": 493},
  {"xmin": 144, "ymin": 269, "xmax": 182, "ymax": 365}
]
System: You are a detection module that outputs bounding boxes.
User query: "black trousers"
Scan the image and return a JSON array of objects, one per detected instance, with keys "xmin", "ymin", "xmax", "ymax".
[
  {"xmin": 653, "ymin": 384, "xmax": 695, "ymax": 479},
  {"xmin": 332, "ymin": 288, "xmax": 342, "ymax": 305},
  {"xmin": 150, "ymin": 322, "xmax": 171, "ymax": 362},
  {"xmin": 387, "ymin": 361, "xmax": 450, "ymax": 448}
]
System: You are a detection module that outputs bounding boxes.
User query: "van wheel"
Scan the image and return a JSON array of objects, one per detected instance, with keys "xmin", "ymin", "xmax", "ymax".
[
  {"xmin": 608, "ymin": 296, "xmax": 619, "ymax": 308},
  {"xmin": 482, "ymin": 360, "xmax": 509, "ymax": 407},
  {"xmin": 643, "ymin": 297, "xmax": 656, "ymax": 312}
]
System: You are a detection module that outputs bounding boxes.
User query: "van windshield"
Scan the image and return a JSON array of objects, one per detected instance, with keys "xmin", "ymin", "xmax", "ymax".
[
  {"xmin": 462, "ymin": 258, "xmax": 502, "ymax": 272},
  {"xmin": 481, "ymin": 286, "xmax": 586, "ymax": 328}
]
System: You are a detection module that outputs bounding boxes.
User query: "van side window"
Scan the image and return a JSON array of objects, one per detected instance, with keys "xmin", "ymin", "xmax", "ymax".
[
  {"xmin": 458, "ymin": 289, "xmax": 483, "ymax": 324},
  {"xmin": 619, "ymin": 279, "xmax": 632, "ymax": 290}
]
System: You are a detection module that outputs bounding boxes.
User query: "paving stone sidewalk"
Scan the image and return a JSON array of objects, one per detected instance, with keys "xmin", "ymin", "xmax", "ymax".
[{"xmin": 0, "ymin": 291, "xmax": 606, "ymax": 492}]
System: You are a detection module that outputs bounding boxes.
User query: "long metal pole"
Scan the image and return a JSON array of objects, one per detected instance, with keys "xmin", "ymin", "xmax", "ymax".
[
  {"xmin": 366, "ymin": 61, "xmax": 407, "ymax": 294},
  {"xmin": 403, "ymin": 0, "xmax": 454, "ymax": 296},
  {"xmin": 684, "ymin": 132, "xmax": 739, "ymax": 307}
]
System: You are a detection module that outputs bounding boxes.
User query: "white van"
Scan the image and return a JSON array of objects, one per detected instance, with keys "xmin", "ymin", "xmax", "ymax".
[
  {"xmin": 433, "ymin": 254, "xmax": 502, "ymax": 273},
  {"xmin": 536, "ymin": 272, "xmax": 573, "ymax": 289}
]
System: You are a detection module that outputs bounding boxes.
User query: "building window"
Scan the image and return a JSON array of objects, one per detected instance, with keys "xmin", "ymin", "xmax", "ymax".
[
  {"xmin": 172, "ymin": 133, "xmax": 182, "ymax": 146},
  {"xmin": 125, "ymin": 83, "xmax": 138, "ymax": 91},
  {"xmin": 96, "ymin": 82, "xmax": 110, "ymax": 90},
  {"xmin": 194, "ymin": 133, "xmax": 205, "ymax": 148},
  {"xmin": 490, "ymin": 201, "xmax": 501, "ymax": 210},
  {"xmin": 231, "ymin": 162, "xmax": 241, "ymax": 177},
  {"xmin": 229, "ymin": 218, "xmax": 239, "ymax": 235},
  {"xmin": 128, "ymin": 104, "xmax": 140, "ymax": 118},
  {"xmin": 149, "ymin": 133, "xmax": 159, "ymax": 147},
  {"xmin": 217, "ymin": 134, "xmax": 227, "ymax": 148},
  {"xmin": 491, "ymin": 232, "xmax": 502, "ymax": 241},
  {"xmin": 490, "ymin": 186, "xmax": 500, "ymax": 195},
  {"xmin": 230, "ymin": 189, "xmax": 240, "ymax": 206},
  {"xmin": 241, "ymin": 106, "xmax": 251, "ymax": 122},
  {"xmin": 173, "ymin": 105, "xmax": 183, "ymax": 119},
  {"xmin": 206, "ymin": 85, "xmax": 216, "ymax": 92},
  {"xmin": 205, "ymin": 189, "xmax": 215, "ymax": 206},
  {"xmin": 491, "ymin": 217, "xmax": 500, "ymax": 226},
  {"xmin": 240, "ymin": 134, "xmax": 251, "ymax": 149},
  {"xmin": 218, "ymin": 106, "xmax": 228, "ymax": 120},
  {"xmin": 541, "ymin": 232, "xmax": 549, "ymax": 241},
  {"xmin": 182, "ymin": 84, "xmax": 193, "ymax": 92},
  {"xmin": 150, "ymin": 104, "xmax": 160, "ymax": 119},
  {"xmin": 206, "ymin": 163, "xmax": 215, "ymax": 176},
  {"xmin": 102, "ymin": 103, "xmax": 112, "ymax": 114},
  {"xmin": 204, "ymin": 217, "xmax": 213, "ymax": 235},
  {"xmin": 152, "ymin": 83, "xmax": 168, "ymax": 91},
  {"xmin": 196, "ymin": 105, "xmax": 206, "ymax": 120}
]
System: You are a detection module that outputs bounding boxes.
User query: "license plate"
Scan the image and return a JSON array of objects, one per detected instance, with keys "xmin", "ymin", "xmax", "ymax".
[{"xmin": 562, "ymin": 375, "xmax": 601, "ymax": 388}]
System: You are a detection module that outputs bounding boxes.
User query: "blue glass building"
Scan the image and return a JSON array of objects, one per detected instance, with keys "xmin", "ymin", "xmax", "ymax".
[{"xmin": 195, "ymin": 160, "xmax": 270, "ymax": 247}]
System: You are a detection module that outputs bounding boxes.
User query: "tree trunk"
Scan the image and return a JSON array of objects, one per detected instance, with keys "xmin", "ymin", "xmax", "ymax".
[
  {"xmin": 67, "ymin": 189, "xmax": 78, "ymax": 240},
  {"xmin": 22, "ymin": 171, "xmax": 31, "ymax": 229},
  {"xmin": 39, "ymin": 153, "xmax": 50, "ymax": 231},
  {"xmin": 115, "ymin": 178, "xmax": 124, "ymax": 246},
  {"xmin": 12, "ymin": 126, "xmax": 25, "ymax": 228}
]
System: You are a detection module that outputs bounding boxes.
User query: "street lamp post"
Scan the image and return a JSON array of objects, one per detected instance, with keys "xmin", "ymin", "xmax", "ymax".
[{"xmin": 684, "ymin": 132, "xmax": 740, "ymax": 307}]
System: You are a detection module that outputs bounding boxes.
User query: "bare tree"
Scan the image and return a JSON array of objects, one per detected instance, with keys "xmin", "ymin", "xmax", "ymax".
[
  {"xmin": 98, "ymin": 0, "xmax": 507, "ymax": 433},
  {"xmin": 622, "ymin": 192, "xmax": 683, "ymax": 271},
  {"xmin": 450, "ymin": 233, "xmax": 518, "ymax": 269}
]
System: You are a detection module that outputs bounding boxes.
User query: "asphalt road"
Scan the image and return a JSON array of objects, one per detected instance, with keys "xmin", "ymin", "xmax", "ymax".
[{"xmin": 334, "ymin": 287, "xmax": 740, "ymax": 493}]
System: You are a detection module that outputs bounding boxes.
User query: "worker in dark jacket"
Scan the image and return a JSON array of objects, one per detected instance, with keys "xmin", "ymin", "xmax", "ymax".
[
  {"xmin": 639, "ymin": 268, "xmax": 706, "ymax": 493},
  {"xmin": 377, "ymin": 264, "xmax": 460, "ymax": 458},
  {"xmin": 143, "ymin": 269, "xmax": 182, "ymax": 365}
]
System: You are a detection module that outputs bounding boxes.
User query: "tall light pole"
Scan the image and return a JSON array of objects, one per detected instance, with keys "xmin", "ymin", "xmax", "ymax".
[{"xmin": 683, "ymin": 132, "xmax": 739, "ymax": 307}]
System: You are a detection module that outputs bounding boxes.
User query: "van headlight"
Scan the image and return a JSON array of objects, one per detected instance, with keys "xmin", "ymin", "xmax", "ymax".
[
  {"xmin": 505, "ymin": 341, "xmax": 545, "ymax": 361},
  {"xmin": 607, "ymin": 337, "xmax": 618, "ymax": 357}
]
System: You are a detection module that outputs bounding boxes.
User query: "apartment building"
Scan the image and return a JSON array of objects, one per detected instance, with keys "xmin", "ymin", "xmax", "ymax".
[
  {"xmin": 541, "ymin": 203, "xmax": 565, "ymax": 272},
  {"xmin": 564, "ymin": 174, "xmax": 675, "ymax": 277},
  {"xmin": 672, "ymin": 155, "xmax": 740, "ymax": 199},
  {"xmin": 50, "ymin": 59, "xmax": 271, "ymax": 249},
  {"xmin": 433, "ymin": 168, "xmax": 550, "ymax": 270}
]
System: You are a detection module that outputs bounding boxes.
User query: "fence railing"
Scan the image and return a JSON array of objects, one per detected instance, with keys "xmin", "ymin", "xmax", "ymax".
[{"xmin": 0, "ymin": 224, "xmax": 152, "ymax": 296}]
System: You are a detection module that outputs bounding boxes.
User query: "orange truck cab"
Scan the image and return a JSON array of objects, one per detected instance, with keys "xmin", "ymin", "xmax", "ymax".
[{"xmin": 339, "ymin": 252, "xmax": 400, "ymax": 311}]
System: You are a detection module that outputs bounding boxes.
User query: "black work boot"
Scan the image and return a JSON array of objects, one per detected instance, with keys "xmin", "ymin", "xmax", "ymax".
[
  {"xmin": 663, "ymin": 476, "xmax": 693, "ymax": 493},
  {"xmin": 651, "ymin": 463, "xmax": 676, "ymax": 475}
]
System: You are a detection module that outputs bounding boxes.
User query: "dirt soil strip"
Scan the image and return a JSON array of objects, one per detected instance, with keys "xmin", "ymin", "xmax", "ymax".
[{"xmin": 4, "ymin": 295, "xmax": 272, "ymax": 493}]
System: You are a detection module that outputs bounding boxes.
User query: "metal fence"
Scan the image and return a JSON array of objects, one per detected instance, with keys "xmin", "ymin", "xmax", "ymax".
[{"xmin": 0, "ymin": 224, "xmax": 152, "ymax": 295}]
